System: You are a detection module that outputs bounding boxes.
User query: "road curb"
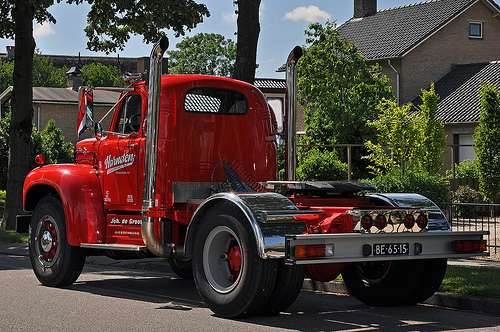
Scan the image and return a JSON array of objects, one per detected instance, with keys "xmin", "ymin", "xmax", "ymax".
[
  {"xmin": 2, "ymin": 242, "xmax": 499, "ymax": 316},
  {"xmin": 302, "ymin": 278, "xmax": 500, "ymax": 316}
]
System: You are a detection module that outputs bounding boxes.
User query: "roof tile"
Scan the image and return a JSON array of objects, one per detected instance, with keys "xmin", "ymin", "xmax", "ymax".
[{"xmin": 337, "ymin": 0, "xmax": 477, "ymax": 60}]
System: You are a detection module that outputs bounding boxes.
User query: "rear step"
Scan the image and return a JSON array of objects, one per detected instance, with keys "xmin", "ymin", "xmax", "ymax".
[{"xmin": 81, "ymin": 243, "xmax": 147, "ymax": 251}]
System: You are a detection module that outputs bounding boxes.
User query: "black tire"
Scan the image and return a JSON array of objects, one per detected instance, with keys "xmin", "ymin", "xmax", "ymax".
[
  {"xmin": 28, "ymin": 196, "xmax": 86, "ymax": 287},
  {"xmin": 404, "ymin": 258, "xmax": 447, "ymax": 304},
  {"xmin": 259, "ymin": 260, "xmax": 305, "ymax": 315},
  {"xmin": 169, "ymin": 257, "xmax": 193, "ymax": 279},
  {"xmin": 342, "ymin": 260, "xmax": 424, "ymax": 307},
  {"xmin": 192, "ymin": 202, "xmax": 277, "ymax": 318}
]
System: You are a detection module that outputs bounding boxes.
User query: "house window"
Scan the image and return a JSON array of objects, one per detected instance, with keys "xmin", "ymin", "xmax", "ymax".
[{"xmin": 469, "ymin": 22, "xmax": 483, "ymax": 38}]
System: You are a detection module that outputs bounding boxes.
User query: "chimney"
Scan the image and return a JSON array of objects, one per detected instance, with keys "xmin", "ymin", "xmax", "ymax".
[
  {"xmin": 66, "ymin": 53, "xmax": 82, "ymax": 91},
  {"xmin": 6, "ymin": 46, "xmax": 14, "ymax": 60},
  {"xmin": 354, "ymin": 0, "xmax": 377, "ymax": 18}
]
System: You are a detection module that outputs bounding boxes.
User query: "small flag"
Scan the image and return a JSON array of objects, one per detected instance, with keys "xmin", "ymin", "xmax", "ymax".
[{"xmin": 77, "ymin": 88, "xmax": 93, "ymax": 140}]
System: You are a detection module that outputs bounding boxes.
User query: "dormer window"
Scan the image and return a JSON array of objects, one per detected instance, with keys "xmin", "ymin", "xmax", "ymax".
[{"xmin": 469, "ymin": 21, "xmax": 483, "ymax": 39}]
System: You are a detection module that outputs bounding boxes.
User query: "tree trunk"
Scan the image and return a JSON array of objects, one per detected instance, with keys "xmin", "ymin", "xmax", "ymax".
[
  {"xmin": 1, "ymin": 1, "xmax": 35, "ymax": 230},
  {"xmin": 232, "ymin": 0, "xmax": 261, "ymax": 84}
]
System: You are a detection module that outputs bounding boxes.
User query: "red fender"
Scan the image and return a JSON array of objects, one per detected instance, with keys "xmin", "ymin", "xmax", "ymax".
[{"xmin": 23, "ymin": 164, "xmax": 106, "ymax": 246}]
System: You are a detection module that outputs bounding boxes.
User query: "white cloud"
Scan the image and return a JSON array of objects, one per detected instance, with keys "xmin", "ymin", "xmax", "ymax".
[
  {"xmin": 222, "ymin": 11, "xmax": 237, "ymax": 23},
  {"xmin": 284, "ymin": 6, "xmax": 331, "ymax": 22},
  {"xmin": 34, "ymin": 22, "xmax": 55, "ymax": 37}
]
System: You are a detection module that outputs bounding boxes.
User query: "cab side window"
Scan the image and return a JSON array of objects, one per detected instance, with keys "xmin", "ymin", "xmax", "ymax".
[{"xmin": 114, "ymin": 94, "xmax": 142, "ymax": 134}]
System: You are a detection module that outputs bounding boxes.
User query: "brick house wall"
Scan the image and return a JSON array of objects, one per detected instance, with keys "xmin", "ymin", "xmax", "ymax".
[
  {"xmin": 34, "ymin": 102, "xmax": 114, "ymax": 144},
  {"xmin": 400, "ymin": 1, "xmax": 500, "ymax": 103}
]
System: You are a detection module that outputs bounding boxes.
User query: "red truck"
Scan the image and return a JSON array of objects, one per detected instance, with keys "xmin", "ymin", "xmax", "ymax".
[{"xmin": 18, "ymin": 36, "xmax": 487, "ymax": 318}]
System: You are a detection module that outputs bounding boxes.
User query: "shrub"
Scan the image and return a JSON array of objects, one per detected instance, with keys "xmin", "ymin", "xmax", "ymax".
[
  {"xmin": 451, "ymin": 185, "xmax": 484, "ymax": 217},
  {"xmin": 362, "ymin": 169, "xmax": 450, "ymax": 204},
  {"xmin": 296, "ymin": 148, "xmax": 348, "ymax": 181},
  {"xmin": 446, "ymin": 159, "xmax": 480, "ymax": 179}
]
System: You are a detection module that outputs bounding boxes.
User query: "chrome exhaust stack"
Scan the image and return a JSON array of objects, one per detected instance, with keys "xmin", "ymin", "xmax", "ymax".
[
  {"xmin": 141, "ymin": 36, "xmax": 177, "ymax": 258},
  {"xmin": 285, "ymin": 46, "xmax": 302, "ymax": 181}
]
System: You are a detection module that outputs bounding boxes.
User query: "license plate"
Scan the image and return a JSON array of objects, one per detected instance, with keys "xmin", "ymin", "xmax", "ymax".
[{"xmin": 373, "ymin": 243, "xmax": 410, "ymax": 256}]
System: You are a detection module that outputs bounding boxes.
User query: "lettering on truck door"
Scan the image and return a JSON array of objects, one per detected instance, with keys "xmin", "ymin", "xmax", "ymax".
[{"xmin": 98, "ymin": 93, "xmax": 145, "ymax": 209}]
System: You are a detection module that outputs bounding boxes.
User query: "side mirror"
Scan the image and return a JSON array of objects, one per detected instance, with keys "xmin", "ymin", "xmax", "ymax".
[
  {"xmin": 94, "ymin": 122, "xmax": 103, "ymax": 138},
  {"xmin": 77, "ymin": 87, "xmax": 94, "ymax": 140}
]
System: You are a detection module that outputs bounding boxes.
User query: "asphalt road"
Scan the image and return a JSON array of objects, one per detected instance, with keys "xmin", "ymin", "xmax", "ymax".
[{"xmin": 1, "ymin": 254, "xmax": 500, "ymax": 331}]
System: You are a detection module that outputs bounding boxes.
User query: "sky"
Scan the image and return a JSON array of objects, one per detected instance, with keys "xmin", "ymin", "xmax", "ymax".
[{"xmin": 0, "ymin": 0, "xmax": 418, "ymax": 79}]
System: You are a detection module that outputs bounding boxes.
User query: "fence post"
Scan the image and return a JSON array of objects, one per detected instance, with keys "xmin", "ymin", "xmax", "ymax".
[
  {"xmin": 451, "ymin": 145, "xmax": 455, "ymax": 179},
  {"xmin": 347, "ymin": 145, "xmax": 352, "ymax": 181}
]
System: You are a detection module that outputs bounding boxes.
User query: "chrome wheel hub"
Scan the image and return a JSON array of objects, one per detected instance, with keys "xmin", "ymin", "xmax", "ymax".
[{"xmin": 41, "ymin": 230, "xmax": 54, "ymax": 252}]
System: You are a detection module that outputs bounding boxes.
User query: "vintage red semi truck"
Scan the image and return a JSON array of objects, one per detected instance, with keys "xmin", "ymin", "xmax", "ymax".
[{"xmin": 18, "ymin": 36, "xmax": 488, "ymax": 318}]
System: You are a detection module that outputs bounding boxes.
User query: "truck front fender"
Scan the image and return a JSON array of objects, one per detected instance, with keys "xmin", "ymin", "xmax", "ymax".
[
  {"xmin": 24, "ymin": 164, "xmax": 106, "ymax": 246},
  {"xmin": 184, "ymin": 192, "xmax": 308, "ymax": 259}
]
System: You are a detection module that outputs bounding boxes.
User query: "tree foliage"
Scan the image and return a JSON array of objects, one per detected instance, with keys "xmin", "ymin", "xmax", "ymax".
[
  {"xmin": 0, "ymin": 113, "xmax": 72, "ymax": 190},
  {"xmin": 0, "ymin": 0, "xmax": 210, "ymax": 230},
  {"xmin": 474, "ymin": 83, "xmax": 500, "ymax": 201},
  {"xmin": 167, "ymin": 33, "xmax": 236, "ymax": 77},
  {"xmin": 418, "ymin": 84, "xmax": 445, "ymax": 174},
  {"xmin": 364, "ymin": 100, "xmax": 420, "ymax": 176},
  {"xmin": 364, "ymin": 85, "xmax": 445, "ymax": 177},
  {"xmin": 0, "ymin": 52, "xmax": 67, "ymax": 91},
  {"xmin": 297, "ymin": 21, "xmax": 393, "ymax": 179},
  {"xmin": 75, "ymin": 0, "xmax": 210, "ymax": 53},
  {"xmin": 81, "ymin": 63, "xmax": 125, "ymax": 87}
]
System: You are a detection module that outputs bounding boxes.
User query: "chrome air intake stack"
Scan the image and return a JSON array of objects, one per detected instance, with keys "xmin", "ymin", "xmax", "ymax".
[
  {"xmin": 141, "ymin": 36, "xmax": 175, "ymax": 258},
  {"xmin": 285, "ymin": 46, "xmax": 302, "ymax": 181}
]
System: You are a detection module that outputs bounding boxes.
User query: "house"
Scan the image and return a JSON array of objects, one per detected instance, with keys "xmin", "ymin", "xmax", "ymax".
[
  {"xmin": 337, "ymin": 0, "xmax": 500, "ymax": 172},
  {"xmin": 338, "ymin": 0, "xmax": 500, "ymax": 105},
  {"xmin": 412, "ymin": 61, "xmax": 500, "ymax": 167}
]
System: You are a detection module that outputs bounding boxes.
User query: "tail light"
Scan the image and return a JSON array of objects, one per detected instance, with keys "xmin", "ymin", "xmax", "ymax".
[
  {"xmin": 404, "ymin": 214, "xmax": 415, "ymax": 229},
  {"xmin": 295, "ymin": 244, "xmax": 333, "ymax": 259},
  {"xmin": 375, "ymin": 214, "xmax": 387, "ymax": 230},
  {"xmin": 453, "ymin": 240, "xmax": 487, "ymax": 253},
  {"xmin": 361, "ymin": 214, "xmax": 373, "ymax": 230},
  {"xmin": 416, "ymin": 213, "xmax": 428, "ymax": 229},
  {"xmin": 35, "ymin": 155, "xmax": 46, "ymax": 165}
]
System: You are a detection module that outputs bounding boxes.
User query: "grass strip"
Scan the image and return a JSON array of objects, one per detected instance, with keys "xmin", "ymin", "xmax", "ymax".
[
  {"xmin": 0, "ymin": 230, "xmax": 28, "ymax": 244},
  {"xmin": 440, "ymin": 265, "xmax": 500, "ymax": 299}
]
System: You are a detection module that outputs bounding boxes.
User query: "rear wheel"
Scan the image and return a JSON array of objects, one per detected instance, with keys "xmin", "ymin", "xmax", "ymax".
[
  {"xmin": 192, "ymin": 202, "xmax": 277, "ymax": 318},
  {"xmin": 404, "ymin": 258, "xmax": 447, "ymax": 304},
  {"xmin": 259, "ymin": 260, "xmax": 305, "ymax": 315},
  {"xmin": 29, "ymin": 196, "xmax": 86, "ymax": 287},
  {"xmin": 168, "ymin": 257, "xmax": 193, "ymax": 279},
  {"xmin": 342, "ymin": 260, "xmax": 423, "ymax": 306}
]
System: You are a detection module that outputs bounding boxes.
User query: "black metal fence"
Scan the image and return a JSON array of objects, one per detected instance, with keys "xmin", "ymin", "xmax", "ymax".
[{"xmin": 439, "ymin": 202, "xmax": 499, "ymax": 254}]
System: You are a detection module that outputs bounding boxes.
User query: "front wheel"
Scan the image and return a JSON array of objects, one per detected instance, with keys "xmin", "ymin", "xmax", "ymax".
[
  {"xmin": 28, "ymin": 196, "xmax": 86, "ymax": 287},
  {"xmin": 192, "ymin": 202, "xmax": 277, "ymax": 318}
]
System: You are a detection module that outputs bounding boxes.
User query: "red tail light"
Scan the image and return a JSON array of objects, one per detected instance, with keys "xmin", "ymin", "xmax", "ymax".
[
  {"xmin": 404, "ymin": 214, "xmax": 415, "ymax": 229},
  {"xmin": 453, "ymin": 240, "xmax": 487, "ymax": 252},
  {"xmin": 35, "ymin": 155, "xmax": 46, "ymax": 165},
  {"xmin": 362, "ymin": 214, "xmax": 372, "ymax": 230},
  {"xmin": 416, "ymin": 213, "xmax": 428, "ymax": 229},
  {"xmin": 295, "ymin": 244, "xmax": 333, "ymax": 259},
  {"xmin": 375, "ymin": 214, "xmax": 387, "ymax": 230}
]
